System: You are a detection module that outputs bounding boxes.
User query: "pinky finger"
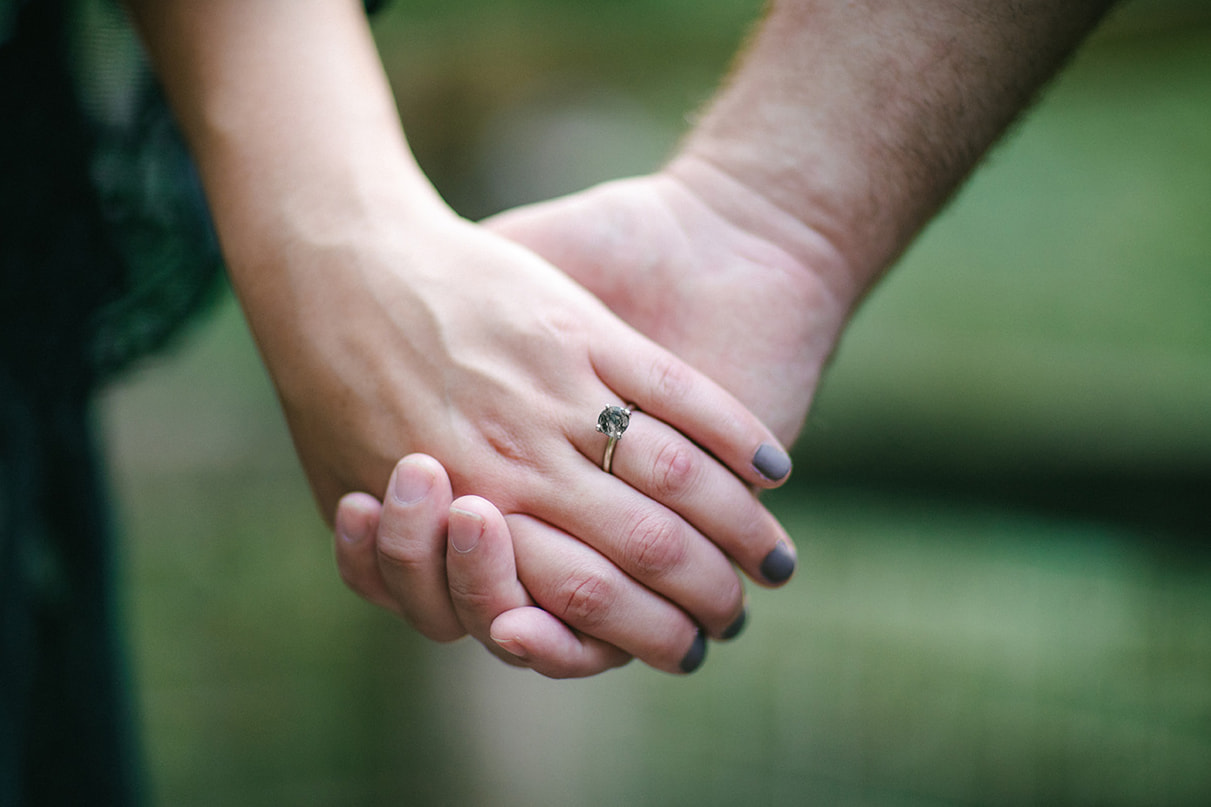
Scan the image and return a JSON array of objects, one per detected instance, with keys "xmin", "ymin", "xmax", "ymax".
[
  {"xmin": 334, "ymin": 492, "xmax": 399, "ymax": 614},
  {"xmin": 490, "ymin": 607, "xmax": 631, "ymax": 679}
]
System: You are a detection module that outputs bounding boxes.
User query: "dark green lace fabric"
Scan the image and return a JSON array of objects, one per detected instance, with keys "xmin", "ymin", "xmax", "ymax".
[
  {"xmin": 2, "ymin": 0, "xmax": 225, "ymax": 392},
  {"xmin": 2, "ymin": 1, "xmax": 223, "ymax": 803},
  {"xmin": 1, "ymin": 0, "xmax": 382, "ymax": 803}
]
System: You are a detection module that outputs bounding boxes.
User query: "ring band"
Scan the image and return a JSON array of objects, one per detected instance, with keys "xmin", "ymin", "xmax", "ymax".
[{"xmin": 596, "ymin": 405, "xmax": 632, "ymax": 474}]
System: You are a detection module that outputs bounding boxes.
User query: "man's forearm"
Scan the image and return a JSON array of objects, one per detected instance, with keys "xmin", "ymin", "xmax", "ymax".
[{"xmin": 670, "ymin": 0, "xmax": 1116, "ymax": 302}]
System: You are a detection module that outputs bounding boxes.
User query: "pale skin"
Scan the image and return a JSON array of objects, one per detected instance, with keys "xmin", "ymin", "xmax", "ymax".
[
  {"xmin": 123, "ymin": 0, "xmax": 802, "ymax": 676},
  {"xmin": 335, "ymin": 0, "xmax": 1117, "ymax": 677}
]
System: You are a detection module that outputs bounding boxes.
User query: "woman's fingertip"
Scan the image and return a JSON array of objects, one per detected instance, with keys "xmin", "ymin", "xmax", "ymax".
[
  {"xmin": 760, "ymin": 539, "xmax": 797, "ymax": 584},
  {"xmin": 752, "ymin": 442, "xmax": 793, "ymax": 482},
  {"xmin": 720, "ymin": 605, "xmax": 748, "ymax": 641},
  {"xmin": 679, "ymin": 628, "xmax": 708, "ymax": 674}
]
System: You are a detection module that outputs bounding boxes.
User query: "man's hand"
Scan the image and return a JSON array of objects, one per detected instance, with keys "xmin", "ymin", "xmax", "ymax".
[
  {"xmin": 336, "ymin": 454, "xmax": 635, "ymax": 679},
  {"xmin": 487, "ymin": 166, "xmax": 856, "ymax": 444},
  {"xmin": 332, "ymin": 171, "xmax": 843, "ymax": 678},
  {"xmin": 329, "ymin": 0, "xmax": 1115, "ymax": 678}
]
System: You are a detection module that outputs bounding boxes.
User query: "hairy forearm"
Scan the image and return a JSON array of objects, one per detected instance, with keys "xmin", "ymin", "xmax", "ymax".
[{"xmin": 671, "ymin": 0, "xmax": 1116, "ymax": 303}]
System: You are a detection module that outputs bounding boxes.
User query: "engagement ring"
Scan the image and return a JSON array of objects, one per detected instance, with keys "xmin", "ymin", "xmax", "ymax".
[{"xmin": 596, "ymin": 405, "xmax": 632, "ymax": 474}]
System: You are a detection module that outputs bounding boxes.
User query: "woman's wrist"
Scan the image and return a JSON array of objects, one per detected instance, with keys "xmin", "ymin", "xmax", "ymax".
[{"xmin": 127, "ymin": 0, "xmax": 454, "ymax": 320}]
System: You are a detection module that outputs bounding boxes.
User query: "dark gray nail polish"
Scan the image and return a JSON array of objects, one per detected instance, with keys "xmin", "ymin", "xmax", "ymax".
[
  {"xmin": 679, "ymin": 629, "xmax": 708, "ymax": 674},
  {"xmin": 752, "ymin": 443, "xmax": 792, "ymax": 482},
  {"xmin": 760, "ymin": 540, "xmax": 796, "ymax": 584},
  {"xmin": 721, "ymin": 607, "xmax": 748, "ymax": 641}
]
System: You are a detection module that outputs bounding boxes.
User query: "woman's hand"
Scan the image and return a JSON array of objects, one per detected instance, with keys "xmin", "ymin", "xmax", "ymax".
[
  {"xmin": 292, "ymin": 212, "xmax": 793, "ymax": 675},
  {"xmin": 331, "ymin": 165, "xmax": 858, "ymax": 677}
]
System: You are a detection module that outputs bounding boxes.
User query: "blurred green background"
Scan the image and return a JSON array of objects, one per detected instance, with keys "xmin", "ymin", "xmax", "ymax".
[{"xmin": 99, "ymin": 1, "xmax": 1211, "ymax": 804}]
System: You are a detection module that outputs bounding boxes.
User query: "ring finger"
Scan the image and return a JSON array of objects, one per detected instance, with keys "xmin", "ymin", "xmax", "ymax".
[{"xmin": 594, "ymin": 408, "xmax": 796, "ymax": 587}]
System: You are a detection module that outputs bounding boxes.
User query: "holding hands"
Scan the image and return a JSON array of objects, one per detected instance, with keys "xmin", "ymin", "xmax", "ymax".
[
  {"xmin": 325, "ymin": 0, "xmax": 1116, "ymax": 676},
  {"xmin": 332, "ymin": 164, "xmax": 853, "ymax": 677},
  {"xmin": 130, "ymin": 0, "xmax": 800, "ymax": 680},
  {"xmin": 310, "ymin": 212, "xmax": 798, "ymax": 676},
  {"xmin": 128, "ymin": 0, "xmax": 1114, "ymax": 679}
]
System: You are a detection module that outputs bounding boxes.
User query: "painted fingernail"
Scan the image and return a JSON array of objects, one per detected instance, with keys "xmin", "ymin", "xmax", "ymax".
[
  {"xmin": 449, "ymin": 508, "xmax": 483, "ymax": 554},
  {"xmin": 721, "ymin": 606, "xmax": 748, "ymax": 641},
  {"xmin": 760, "ymin": 540, "xmax": 796, "ymax": 584},
  {"xmin": 391, "ymin": 459, "xmax": 432, "ymax": 506},
  {"xmin": 679, "ymin": 628, "xmax": 708, "ymax": 674},
  {"xmin": 752, "ymin": 443, "xmax": 792, "ymax": 482}
]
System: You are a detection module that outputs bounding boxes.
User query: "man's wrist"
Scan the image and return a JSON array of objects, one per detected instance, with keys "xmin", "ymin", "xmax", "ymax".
[
  {"xmin": 667, "ymin": 0, "xmax": 1117, "ymax": 306},
  {"xmin": 662, "ymin": 152, "xmax": 869, "ymax": 319}
]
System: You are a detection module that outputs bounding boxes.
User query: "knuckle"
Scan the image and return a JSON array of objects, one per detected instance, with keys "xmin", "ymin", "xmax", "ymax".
[
  {"xmin": 481, "ymin": 415, "xmax": 543, "ymax": 472},
  {"xmin": 621, "ymin": 511, "xmax": 688, "ymax": 578},
  {"xmin": 375, "ymin": 535, "xmax": 428, "ymax": 574},
  {"xmin": 649, "ymin": 440, "xmax": 700, "ymax": 499},
  {"xmin": 556, "ymin": 570, "xmax": 619, "ymax": 630},
  {"xmin": 648, "ymin": 354, "xmax": 694, "ymax": 407},
  {"xmin": 446, "ymin": 574, "xmax": 495, "ymax": 613},
  {"xmin": 534, "ymin": 307, "xmax": 587, "ymax": 344}
]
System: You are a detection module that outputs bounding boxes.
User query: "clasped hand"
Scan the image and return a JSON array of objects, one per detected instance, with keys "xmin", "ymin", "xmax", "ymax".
[{"xmin": 329, "ymin": 167, "xmax": 852, "ymax": 678}]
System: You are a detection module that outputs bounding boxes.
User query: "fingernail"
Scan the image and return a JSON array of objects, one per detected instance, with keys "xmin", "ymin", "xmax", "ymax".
[
  {"xmin": 449, "ymin": 508, "xmax": 483, "ymax": 554},
  {"xmin": 760, "ymin": 540, "xmax": 796, "ymax": 584},
  {"xmin": 721, "ymin": 606, "xmax": 748, "ymax": 641},
  {"xmin": 752, "ymin": 443, "xmax": 792, "ymax": 482},
  {"xmin": 679, "ymin": 628, "xmax": 708, "ymax": 674},
  {"xmin": 494, "ymin": 635, "xmax": 529, "ymax": 660},
  {"xmin": 391, "ymin": 459, "xmax": 432, "ymax": 506},
  {"xmin": 337, "ymin": 506, "xmax": 367, "ymax": 545}
]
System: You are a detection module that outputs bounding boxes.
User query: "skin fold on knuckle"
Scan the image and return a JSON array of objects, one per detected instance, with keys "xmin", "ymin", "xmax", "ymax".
[
  {"xmin": 621, "ymin": 511, "xmax": 689, "ymax": 580},
  {"xmin": 554, "ymin": 569, "xmax": 619, "ymax": 631},
  {"xmin": 647, "ymin": 353, "xmax": 694, "ymax": 410},
  {"xmin": 375, "ymin": 537, "xmax": 435, "ymax": 575},
  {"xmin": 481, "ymin": 415, "xmax": 544, "ymax": 472},
  {"xmin": 649, "ymin": 439, "xmax": 701, "ymax": 501},
  {"xmin": 446, "ymin": 573, "xmax": 506, "ymax": 621}
]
